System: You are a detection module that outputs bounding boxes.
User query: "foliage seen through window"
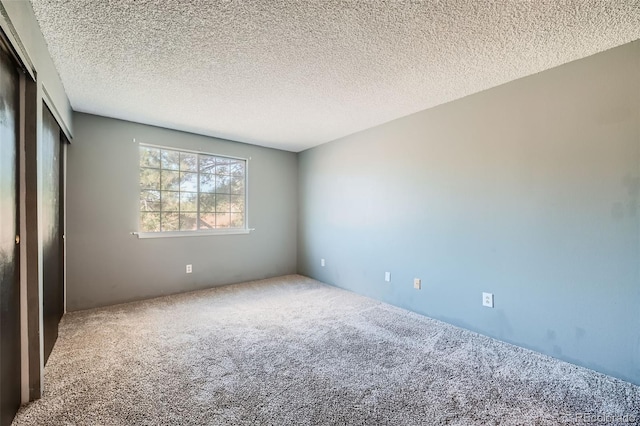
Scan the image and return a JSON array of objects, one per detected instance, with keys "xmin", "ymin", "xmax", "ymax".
[{"xmin": 139, "ymin": 146, "xmax": 246, "ymax": 232}]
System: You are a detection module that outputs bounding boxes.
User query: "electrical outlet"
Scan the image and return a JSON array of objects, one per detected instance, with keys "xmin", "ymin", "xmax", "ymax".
[
  {"xmin": 413, "ymin": 278, "xmax": 421, "ymax": 290},
  {"xmin": 483, "ymin": 292, "xmax": 494, "ymax": 308},
  {"xmin": 321, "ymin": 258, "xmax": 325, "ymax": 267},
  {"xmin": 385, "ymin": 272, "xmax": 391, "ymax": 282},
  {"xmin": 186, "ymin": 264, "xmax": 192, "ymax": 274}
]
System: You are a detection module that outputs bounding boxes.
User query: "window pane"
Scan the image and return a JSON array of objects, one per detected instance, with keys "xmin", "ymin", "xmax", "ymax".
[
  {"xmin": 140, "ymin": 147, "xmax": 160, "ymax": 168},
  {"xmin": 161, "ymin": 212, "xmax": 179, "ymax": 231},
  {"xmin": 180, "ymin": 192, "xmax": 197, "ymax": 212},
  {"xmin": 180, "ymin": 213, "xmax": 197, "ymax": 231},
  {"xmin": 161, "ymin": 191, "xmax": 179, "ymax": 211},
  {"xmin": 140, "ymin": 190, "xmax": 160, "ymax": 211},
  {"xmin": 216, "ymin": 158, "xmax": 230, "ymax": 175},
  {"xmin": 180, "ymin": 172, "xmax": 198, "ymax": 192},
  {"xmin": 216, "ymin": 194, "xmax": 230, "ymax": 212},
  {"xmin": 199, "ymin": 173, "xmax": 215, "ymax": 193},
  {"xmin": 140, "ymin": 168, "xmax": 160, "ymax": 190},
  {"xmin": 230, "ymin": 176, "xmax": 244, "ymax": 194},
  {"xmin": 216, "ymin": 212, "xmax": 231, "ymax": 228},
  {"xmin": 230, "ymin": 213, "xmax": 244, "ymax": 228},
  {"xmin": 180, "ymin": 152, "xmax": 197, "ymax": 172},
  {"xmin": 216, "ymin": 175, "xmax": 230, "ymax": 194},
  {"xmin": 140, "ymin": 212, "xmax": 160, "ymax": 232},
  {"xmin": 161, "ymin": 170, "xmax": 180, "ymax": 191},
  {"xmin": 229, "ymin": 160, "xmax": 245, "ymax": 176},
  {"xmin": 140, "ymin": 145, "xmax": 247, "ymax": 233},
  {"xmin": 199, "ymin": 155, "xmax": 216, "ymax": 173},
  {"xmin": 199, "ymin": 213, "xmax": 216, "ymax": 229},
  {"xmin": 161, "ymin": 150, "xmax": 180, "ymax": 170},
  {"xmin": 199, "ymin": 193, "xmax": 216, "ymax": 212},
  {"xmin": 230, "ymin": 195, "xmax": 244, "ymax": 213}
]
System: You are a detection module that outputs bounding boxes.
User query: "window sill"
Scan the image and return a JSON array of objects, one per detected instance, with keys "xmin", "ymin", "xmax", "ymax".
[{"xmin": 132, "ymin": 228, "xmax": 253, "ymax": 239}]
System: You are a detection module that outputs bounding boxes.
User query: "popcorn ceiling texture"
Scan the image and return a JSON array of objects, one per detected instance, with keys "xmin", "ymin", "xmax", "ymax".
[{"xmin": 30, "ymin": 0, "xmax": 640, "ymax": 152}]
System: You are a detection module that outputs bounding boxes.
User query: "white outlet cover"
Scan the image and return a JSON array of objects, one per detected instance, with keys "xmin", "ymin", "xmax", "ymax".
[
  {"xmin": 321, "ymin": 259, "xmax": 325, "ymax": 267},
  {"xmin": 413, "ymin": 278, "xmax": 421, "ymax": 290},
  {"xmin": 186, "ymin": 264, "xmax": 192, "ymax": 273},
  {"xmin": 483, "ymin": 292, "xmax": 494, "ymax": 308},
  {"xmin": 385, "ymin": 272, "xmax": 391, "ymax": 282}
]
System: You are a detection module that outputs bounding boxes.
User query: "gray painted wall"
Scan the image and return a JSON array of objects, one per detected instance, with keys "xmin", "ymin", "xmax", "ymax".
[
  {"xmin": 298, "ymin": 41, "xmax": 640, "ymax": 385},
  {"xmin": 67, "ymin": 113, "xmax": 297, "ymax": 310}
]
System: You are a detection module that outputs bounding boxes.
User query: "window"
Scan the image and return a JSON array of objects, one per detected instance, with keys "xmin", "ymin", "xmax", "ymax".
[{"xmin": 139, "ymin": 144, "xmax": 246, "ymax": 234}]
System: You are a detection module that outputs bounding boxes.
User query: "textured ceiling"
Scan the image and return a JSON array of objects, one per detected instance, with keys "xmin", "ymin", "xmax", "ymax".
[{"xmin": 30, "ymin": 1, "xmax": 640, "ymax": 152}]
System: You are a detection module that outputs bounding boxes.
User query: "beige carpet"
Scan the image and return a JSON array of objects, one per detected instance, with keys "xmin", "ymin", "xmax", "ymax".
[{"xmin": 12, "ymin": 275, "xmax": 640, "ymax": 425}]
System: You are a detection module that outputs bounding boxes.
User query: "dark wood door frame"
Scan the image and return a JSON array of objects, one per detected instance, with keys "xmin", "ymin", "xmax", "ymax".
[
  {"xmin": 42, "ymin": 104, "xmax": 64, "ymax": 365},
  {"xmin": 23, "ymin": 76, "xmax": 40, "ymax": 401},
  {"xmin": 0, "ymin": 17, "xmax": 69, "ymax": 408},
  {"xmin": 0, "ymin": 30, "xmax": 22, "ymax": 426},
  {"xmin": 0, "ymin": 11, "xmax": 71, "ymax": 408}
]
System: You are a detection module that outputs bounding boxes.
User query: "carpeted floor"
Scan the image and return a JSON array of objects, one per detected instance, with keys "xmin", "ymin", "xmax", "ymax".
[{"xmin": 12, "ymin": 275, "xmax": 640, "ymax": 425}]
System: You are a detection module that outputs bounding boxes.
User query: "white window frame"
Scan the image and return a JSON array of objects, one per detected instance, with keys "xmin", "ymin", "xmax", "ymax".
[{"xmin": 135, "ymin": 143, "xmax": 250, "ymax": 239}]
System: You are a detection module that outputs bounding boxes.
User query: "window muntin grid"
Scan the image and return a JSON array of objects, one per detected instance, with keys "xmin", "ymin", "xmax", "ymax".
[{"xmin": 139, "ymin": 145, "xmax": 246, "ymax": 233}]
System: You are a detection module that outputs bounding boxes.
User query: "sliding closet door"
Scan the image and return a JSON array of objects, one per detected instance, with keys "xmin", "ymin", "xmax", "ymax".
[
  {"xmin": 0, "ymin": 39, "xmax": 21, "ymax": 426},
  {"xmin": 42, "ymin": 105, "xmax": 64, "ymax": 364}
]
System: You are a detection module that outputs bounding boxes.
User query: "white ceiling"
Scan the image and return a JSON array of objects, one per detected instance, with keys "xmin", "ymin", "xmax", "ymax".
[{"xmin": 30, "ymin": 1, "xmax": 640, "ymax": 152}]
